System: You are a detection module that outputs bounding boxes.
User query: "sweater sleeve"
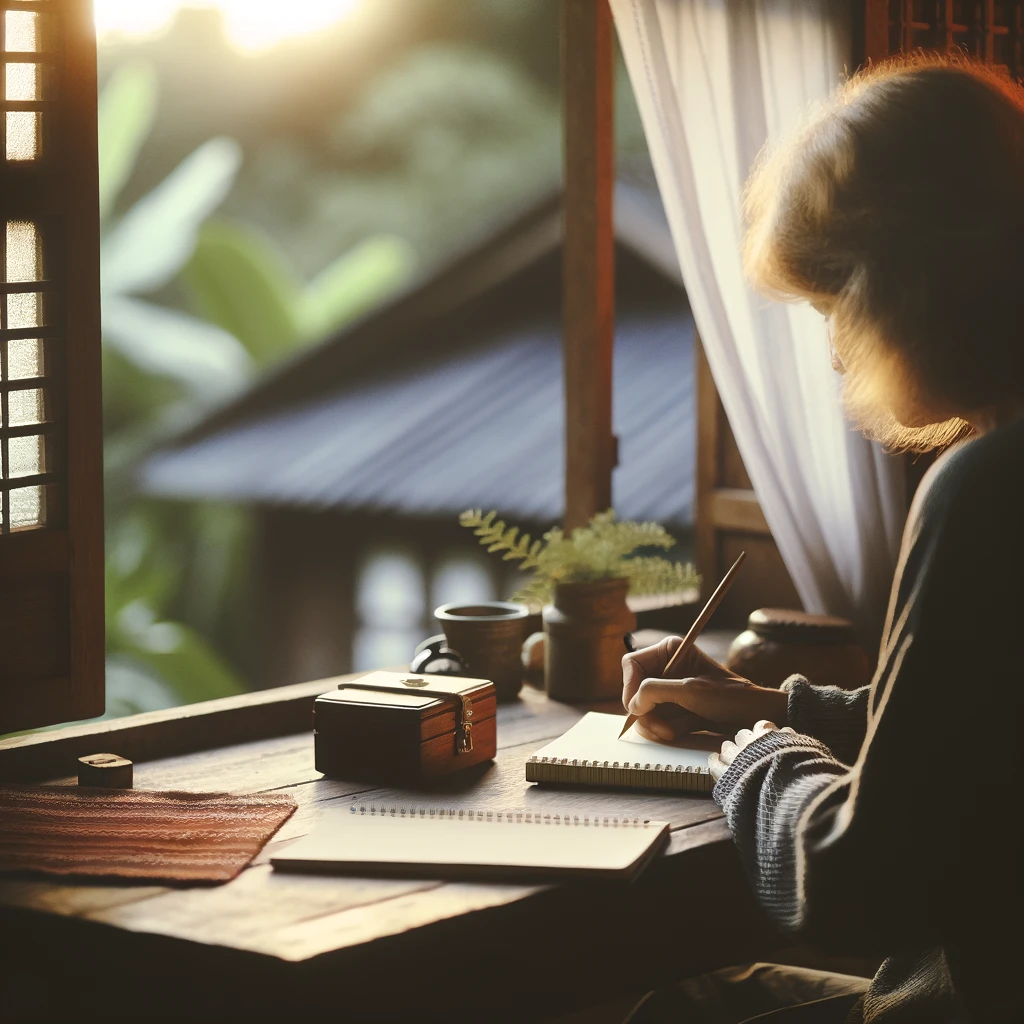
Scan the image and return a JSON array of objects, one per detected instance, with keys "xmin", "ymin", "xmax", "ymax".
[
  {"xmin": 781, "ymin": 675, "xmax": 870, "ymax": 766},
  {"xmin": 713, "ymin": 729, "xmax": 849, "ymax": 932},
  {"xmin": 712, "ymin": 440, "xmax": 1024, "ymax": 958}
]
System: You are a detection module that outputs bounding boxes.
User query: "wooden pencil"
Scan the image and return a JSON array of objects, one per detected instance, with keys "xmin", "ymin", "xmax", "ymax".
[{"xmin": 618, "ymin": 551, "xmax": 747, "ymax": 738}]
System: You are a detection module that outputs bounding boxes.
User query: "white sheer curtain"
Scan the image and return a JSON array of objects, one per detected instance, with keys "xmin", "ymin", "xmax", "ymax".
[{"xmin": 611, "ymin": 0, "xmax": 906, "ymax": 645}]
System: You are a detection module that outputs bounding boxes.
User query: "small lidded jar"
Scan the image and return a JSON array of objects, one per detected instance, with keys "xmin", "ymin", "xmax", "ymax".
[{"xmin": 726, "ymin": 608, "xmax": 872, "ymax": 691}]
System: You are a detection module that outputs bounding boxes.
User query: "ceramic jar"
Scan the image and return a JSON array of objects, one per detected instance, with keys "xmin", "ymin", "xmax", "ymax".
[
  {"xmin": 726, "ymin": 608, "xmax": 872, "ymax": 691},
  {"xmin": 542, "ymin": 578, "xmax": 636, "ymax": 703},
  {"xmin": 435, "ymin": 601, "xmax": 530, "ymax": 702}
]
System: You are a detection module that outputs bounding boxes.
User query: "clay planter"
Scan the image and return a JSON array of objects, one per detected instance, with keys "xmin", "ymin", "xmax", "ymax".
[
  {"xmin": 435, "ymin": 601, "xmax": 530, "ymax": 702},
  {"xmin": 542, "ymin": 578, "xmax": 636, "ymax": 703}
]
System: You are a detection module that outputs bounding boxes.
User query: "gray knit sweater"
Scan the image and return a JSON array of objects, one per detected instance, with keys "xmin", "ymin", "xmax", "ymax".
[{"xmin": 713, "ymin": 419, "xmax": 1024, "ymax": 1023}]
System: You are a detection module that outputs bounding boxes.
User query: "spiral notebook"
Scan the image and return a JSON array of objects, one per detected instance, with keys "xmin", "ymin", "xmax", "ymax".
[
  {"xmin": 271, "ymin": 805, "xmax": 670, "ymax": 882},
  {"xmin": 526, "ymin": 712, "xmax": 716, "ymax": 794}
]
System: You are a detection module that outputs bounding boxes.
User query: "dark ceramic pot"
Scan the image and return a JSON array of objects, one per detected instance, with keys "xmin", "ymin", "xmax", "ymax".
[
  {"xmin": 726, "ymin": 608, "xmax": 872, "ymax": 690},
  {"xmin": 435, "ymin": 601, "xmax": 530, "ymax": 702}
]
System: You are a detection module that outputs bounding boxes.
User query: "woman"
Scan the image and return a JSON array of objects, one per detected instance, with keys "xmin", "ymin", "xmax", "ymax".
[{"xmin": 621, "ymin": 55, "xmax": 1024, "ymax": 1024}]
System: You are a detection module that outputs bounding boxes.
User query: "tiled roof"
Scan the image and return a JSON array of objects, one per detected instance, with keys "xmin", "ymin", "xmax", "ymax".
[{"xmin": 143, "ymin": 304, "xmax": 695, "ymax": 525}]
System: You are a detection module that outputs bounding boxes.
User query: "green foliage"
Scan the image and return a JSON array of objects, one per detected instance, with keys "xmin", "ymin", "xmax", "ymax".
[
  {"xmin": 459, "ymin": 510, "xmax": 544, "ymax": 568},
  {"xmin": 96, "ymin": 62, "xmax": 252, "ymax": 715},
  {"xmin": 183, "ymin": 220, "xmax": 415, "ymax": 367},
  {"xmin": 291, "ymin": 44, "xmax": 560, "ymax": 274},
  {"xmin": 95, "ymin": 60, "xmax": 418, "ymax": 718},
  {"xmin": 97, "ymin": 62, "xmax": 158, "ymax": 223},
  {"xmin": 100, "ymin": 63, "xmax": 250, "ymax": 407},
  {"xmin": 103, "ymin": 136, "xmax": 244, "ymax": 296},
  {"xmin": 460, "ymin": 509, "xmax": 699, "ymax": 607},
  {"xmin": 182, "ymin": 219, "xmax": 303, "ymax": 367},
  {"xmin": 103, "ymin": 509, "xmax": 243, "ymax": 719},
  {"xmin": 91, "ymin": 10, "xmax": 644, "ymax": 717},
  {"xmin": 297, "ymin": 234, "xmax": 415, "ymax": 341}
]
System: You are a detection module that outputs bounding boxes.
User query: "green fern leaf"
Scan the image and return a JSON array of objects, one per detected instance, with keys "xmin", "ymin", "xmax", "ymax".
[{"xmin": 462, "ymin": 507, "xmax": 699, "ymax": 600}]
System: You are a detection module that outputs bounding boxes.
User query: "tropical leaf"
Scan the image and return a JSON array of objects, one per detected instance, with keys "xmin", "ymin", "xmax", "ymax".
[
  {"xmin": 102, "ymin": 294, "xmax": 253, "ymax": 401},
  {"xmin": 174, "ymin": 503, "xmax": 252, "ymax": 638},
  {"xmin": 102, "ymin": 136, "xmax": 243, "ymax": 295},
  {"xmin": 105, "ymin": 515, "xmax": 180, "ymax": 621},
  {"xmin": 104, "ymin": 507, "xmax": 246, "ymax": 708},
  {"xmin": 183, "ymin": 219, "xmax": 303, "ymax": 367},
  {"xmin": 183, "ymin": 223, "xmax": 415, "ymax": 365},
  {"xmin": 297, "ymin": 234, "xmax": 415, "ymax": 340},
  {"xmin": 102, "ymin": 343, "xmax": 189, "ymax": 435},
  {"xmin": 97, "ymin": 62, "xmax": 158, "ymax": 224}
]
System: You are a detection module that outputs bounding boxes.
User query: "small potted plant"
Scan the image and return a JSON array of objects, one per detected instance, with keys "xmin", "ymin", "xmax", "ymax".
[{"xmin": 459, "ymin": 509, "xmax": 699, "ymax": 702}]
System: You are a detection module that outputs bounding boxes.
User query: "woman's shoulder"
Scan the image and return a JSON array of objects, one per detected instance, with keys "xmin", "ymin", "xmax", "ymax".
[
  {"xmin": 910, "ymin": 417, "xmax": 1024, "ymax": 531},
  {"xmin": 886, "ymin": 419, "xmax": 1024, "ymax": 666}
]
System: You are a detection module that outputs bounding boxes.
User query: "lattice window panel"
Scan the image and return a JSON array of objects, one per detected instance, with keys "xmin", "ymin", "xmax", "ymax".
[
  {"xmin": 886, "ymin": 1, "xmax": 1024, "ymax": 77},
  {"xmin": 0, "ymin": 0, "xmax": 102, "ymax": 734},
  {"xmin": 1, "ymin": 1, "xmax": 62, "ymax": 534}
]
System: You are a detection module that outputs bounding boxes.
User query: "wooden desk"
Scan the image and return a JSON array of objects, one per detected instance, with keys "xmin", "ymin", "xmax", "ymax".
[{"xmin": 0, "ymin": 679, "xmax": 777, "ymax": 1021}]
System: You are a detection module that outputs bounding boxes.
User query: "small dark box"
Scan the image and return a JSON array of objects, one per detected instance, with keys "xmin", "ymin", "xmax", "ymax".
[{"xmin": 314, "ymin": 670, "xmax": 497, "ymax": 783}]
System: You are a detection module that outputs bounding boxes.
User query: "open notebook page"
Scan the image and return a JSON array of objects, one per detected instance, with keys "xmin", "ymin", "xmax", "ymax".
[
  {"xmin": 272, "ymin": 808, "xmax": 670, "ymax": 881},
  {"xmin": 533, "ymin": 712, "xmax": 715, "ymax": 770}
]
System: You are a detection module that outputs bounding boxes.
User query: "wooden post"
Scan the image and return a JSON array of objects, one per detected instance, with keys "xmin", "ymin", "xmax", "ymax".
[
  {"xmin": 562, "ymin": 0, "xmax": 615, "ymax": 530},
  {"xmin": 859, "ymin": 0, "xmax": 891, "ymax": 64},
  {"xmin": 694, "ymin": 333, "xmax": 719, "ymax": 602}
]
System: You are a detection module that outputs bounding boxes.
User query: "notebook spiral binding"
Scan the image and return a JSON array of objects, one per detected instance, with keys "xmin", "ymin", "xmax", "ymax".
[
  {"xmin": 349, "ymin": 804, "xmax": 654, "ymax": 826},
  {"xmin": 525, "ymin": 755, "xmax": 713, "ymax": 794},
  {"xmin": 528, "ymin": 756, "xmax": 709, "ymax": 773}
]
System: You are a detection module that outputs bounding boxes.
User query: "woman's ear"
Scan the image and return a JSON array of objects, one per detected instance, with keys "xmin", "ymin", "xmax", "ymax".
[{"xmin": 826, "ymin": 319, "xmax": 846, "ymax": 374}]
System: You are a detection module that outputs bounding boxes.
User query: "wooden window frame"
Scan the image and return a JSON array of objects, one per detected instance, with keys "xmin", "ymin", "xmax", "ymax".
[
  {"xmin": 867, "ymin": 1, "xmax": 1024, "ymax": 71},
  {"xmin": 0, "ymin": 0, "xmax": 103, "ymax": 734}
]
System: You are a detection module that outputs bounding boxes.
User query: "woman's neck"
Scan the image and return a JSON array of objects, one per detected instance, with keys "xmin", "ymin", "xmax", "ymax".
[{"xmin": 968, "ymin": 402, "xmax": 1024, "ymax": 435}]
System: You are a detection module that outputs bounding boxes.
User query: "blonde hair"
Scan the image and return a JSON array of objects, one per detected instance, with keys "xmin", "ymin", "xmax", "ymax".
[{"xmin": 744, "ymin": 55, "xmax": 1024, "ymax": 452}]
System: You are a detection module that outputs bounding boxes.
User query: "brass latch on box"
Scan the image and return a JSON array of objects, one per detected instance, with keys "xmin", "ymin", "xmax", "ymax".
[{"xmin": 336, "ymin": 678, "xmax": 475, "ymax": 755}]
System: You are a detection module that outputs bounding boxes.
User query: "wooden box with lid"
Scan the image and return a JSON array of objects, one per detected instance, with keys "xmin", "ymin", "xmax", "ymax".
[{"xmin": 314, "ymin": 671, "xmax": 497, "ymax": 783}]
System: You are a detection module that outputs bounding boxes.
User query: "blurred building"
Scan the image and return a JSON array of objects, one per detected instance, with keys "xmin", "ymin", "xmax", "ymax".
[{"xmin": 143, "ymin": 177, "xmax": 696, "ymax": 688}]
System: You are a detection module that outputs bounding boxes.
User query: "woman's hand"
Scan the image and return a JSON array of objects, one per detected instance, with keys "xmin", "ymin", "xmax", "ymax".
[
  {"xmin": 621, "ymin": 635, "xmax": 788, "ymax": 744},
  {"xmin": 708, "ymin": 720, "xmax": 796, "ymax": 781}
]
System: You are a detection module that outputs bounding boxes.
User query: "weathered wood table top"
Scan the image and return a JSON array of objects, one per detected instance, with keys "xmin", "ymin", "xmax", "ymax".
[{"xmin": 0, "ymin": 677, "xmax": 776, "ymax": 1021}]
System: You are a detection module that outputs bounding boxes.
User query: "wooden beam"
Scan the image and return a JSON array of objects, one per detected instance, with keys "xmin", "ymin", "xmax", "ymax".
[
  {"xmin": 562, "ymin": 0, "xmax": 615, "ymax": 529},
  {"xmin": 709, "ymin": 489, "xmax": 772, "ymax": 535}
]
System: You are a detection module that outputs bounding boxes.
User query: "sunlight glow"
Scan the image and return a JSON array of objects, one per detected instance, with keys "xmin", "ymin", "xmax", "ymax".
[{"xmin": 94, "ymin": 0, "xmax": 363, "ymax": 54}]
